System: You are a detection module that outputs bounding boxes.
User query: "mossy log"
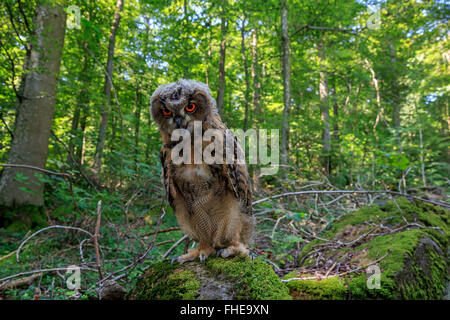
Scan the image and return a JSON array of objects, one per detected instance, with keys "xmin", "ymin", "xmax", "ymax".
[
  {"xmin": 127, "ymin": 256, "xmax": 292, "ymax": 300},
  {"xmin": 284, "ymin": 198, "xmax": 449, "ymax": 300}
]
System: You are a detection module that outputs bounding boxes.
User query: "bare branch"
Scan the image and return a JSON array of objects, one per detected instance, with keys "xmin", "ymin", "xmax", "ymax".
[
  {"xmin": 253, "ymin": 189, "xmax": 450, "ymax": 209},
  {"xmin": 16, "ymin": 225, "xmax": 94, "ymax": 262},
  {"xmin": 0, "ymin": 163, "xmax": 71, "ymax": 178}
]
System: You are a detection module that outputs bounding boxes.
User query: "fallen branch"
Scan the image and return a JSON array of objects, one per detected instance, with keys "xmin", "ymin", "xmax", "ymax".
[
  {"xmin": 253, "ymin": 189, "xmax": 450, "ymax": 209},
  {"xmin": 0, "ymin": 272, "xmax": 42, "ymax": 291},
  {"xmin": 0, "ymin": 266, "xmax": 97, "ymax": 290}
]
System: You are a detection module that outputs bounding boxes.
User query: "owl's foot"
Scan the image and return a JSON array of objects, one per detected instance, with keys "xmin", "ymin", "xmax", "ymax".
[
  {"xmin": 171, "ymin": 245, "xmax": 215, "ymax": 264},
  {"xmin": 217, "ymin": 243, "xmax": 254, "ymax": 259}
]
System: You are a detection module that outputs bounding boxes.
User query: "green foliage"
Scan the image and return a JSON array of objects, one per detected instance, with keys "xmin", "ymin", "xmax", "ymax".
[{"xmin": 0, "ymin": 0, "xmax": 448, "ymax": 300}]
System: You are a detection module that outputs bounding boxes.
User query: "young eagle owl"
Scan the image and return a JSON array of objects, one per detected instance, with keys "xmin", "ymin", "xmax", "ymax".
[{"xmin": 150, "ymin": 80, "xmax": 254, "ymax": 263}]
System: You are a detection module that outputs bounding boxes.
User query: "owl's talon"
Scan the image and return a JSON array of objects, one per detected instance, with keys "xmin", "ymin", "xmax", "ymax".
[
  {"xmin": 200, "ymin": 253, "xmax": 206, "ymax": 263},
  {"xmin": 217, "ymin": 249, "xmax": 227, "ymax": 257},
  {"xmin": 248, "ymin": 250, "xmax": 255, "ymax": 260},
  {"xmin": 171, "ymin": 256, "xmax": 178, "ymax": 265}
]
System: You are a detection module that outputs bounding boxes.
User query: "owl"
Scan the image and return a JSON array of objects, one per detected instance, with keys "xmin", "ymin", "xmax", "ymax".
[{"xmin": 150, "ymin": 80, "xmax": 254, "ymax": 263}]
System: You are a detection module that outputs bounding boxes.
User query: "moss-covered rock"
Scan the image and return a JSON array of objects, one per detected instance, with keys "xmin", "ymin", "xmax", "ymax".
[
  {"xmin": 284, "ymin": 273, "xmax": 348, "ymax": 300},
  {"xmin": 127, "ymin": 261, "xmax": 201, "ymax": 300},
  {"xmin": 128, "ymin": 257, "xmax": 291, "ymax": 300},
  {"xmin": 205, "ymin": 256, "xmax": 291, "ymax": 300},
  {"xmin": 285, "ymin": 198, "xmax": 449, "ymax": 300}
]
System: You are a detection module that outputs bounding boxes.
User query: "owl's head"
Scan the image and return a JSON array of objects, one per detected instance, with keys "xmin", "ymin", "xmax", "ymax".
[{"xmin": 150, "ymin": 80, "xmax": 217, "ymax": 136}]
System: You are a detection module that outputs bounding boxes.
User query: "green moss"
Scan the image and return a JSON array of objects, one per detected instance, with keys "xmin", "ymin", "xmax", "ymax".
[
  {"xmin": 128, "ymin": 257, "xmax": 291, "ymax": 300},
  {"xmin": 127, "ymin": 261, "xmax": 200, "ymax": 300},
  {"xmin": 283, "ymin": 273, "xmax": 348, "ymax": 300},
  {"xmin": 205, "ymin": 256, "xmax": 292, "ymax": 300}
]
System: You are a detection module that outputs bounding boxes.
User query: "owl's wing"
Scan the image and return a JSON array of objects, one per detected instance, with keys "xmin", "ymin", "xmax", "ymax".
[
  {"xmin": 160, "ymin": 145, "xmax": 176, "ymax": 208},
  {"xmin": 222, "ymin": 134, "xmax": 253, "ymax": 216}
]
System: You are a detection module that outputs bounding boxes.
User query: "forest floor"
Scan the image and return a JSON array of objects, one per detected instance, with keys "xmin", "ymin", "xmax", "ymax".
[{"xmin": 0, "ymin": 181, "xmax": 448, "ymax": 300}]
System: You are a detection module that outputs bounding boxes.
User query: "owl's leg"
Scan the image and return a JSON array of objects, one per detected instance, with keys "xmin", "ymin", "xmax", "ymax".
[
  {"xmin": 173, "ymin": 242, "xmax": 215, "ymax": 264},
  {"xmin": 217, "ymin": 241, "xmax": 253, "ymax": 259}
]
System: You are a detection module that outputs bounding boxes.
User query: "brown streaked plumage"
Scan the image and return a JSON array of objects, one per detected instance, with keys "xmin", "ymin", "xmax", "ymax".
[{"xmin": 151, "ymin": 80, "xmax": 254, "ymax": 263}]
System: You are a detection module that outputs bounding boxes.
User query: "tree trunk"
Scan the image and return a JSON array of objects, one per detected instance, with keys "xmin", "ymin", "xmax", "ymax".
[
  {"xmin": 251, "ymin": 27, "xmax": 261, "ymax": 189},
  {"xmin": 240, "ymin": 17, "xmax": 250, "ymax": 132},
  {"xmin": 68, "ymin": 42, "xmax": 91, "ymax": 166},
  {"xmin": 93, "ymin": 0, "xmax": 124, "ymax": 174},
  {"xmin": 318, "ymin": 40, "xmax": 331, "ymax": 176},
  {"xmin": 331, "ymin": 79, "xmax": 339, "ymax": 144},
  {"xmin": 77, "ymin": 110, "xmax": 88, "ymax": 166},
  {"xmin": 0, "ymin": 2, "xmax": 66, "ymax": 207},
  {"xmin": 216, "ymin": 0, "xmax": 227, "ymax": 116},
  {"xmin": 388, "ymin": 42, "xmax": 402, "ymax": 149},
  {"xmin": 280, "ymin": 0, "xmax": 291, "ymax": 176},
  {"xmin": 251, "ymin": 28, "xmax": 261, "ymax": 126},
  {"xmin": 134, "ymin": 83, "xmax": 142, "ymax": 172},
  {"xmin": 182, "ymin": 0, "xmax": 190, "ymax": 79}
]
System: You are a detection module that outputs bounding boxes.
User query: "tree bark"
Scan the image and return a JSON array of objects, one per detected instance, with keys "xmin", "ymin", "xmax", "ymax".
[
  {"xmin": 93, "ymin": 0, "xmax": 124, "ymax": 174},
  {"xmin": 280, "ymin": 0, "xmax": 291, "ymax": 176},
  {"xmin": 0, "ymin": 2, "xmax": 66, "ymax": 207},
  {"xmin": 216, "ymin": 0, "xmax": 227, "ymax": 116}
]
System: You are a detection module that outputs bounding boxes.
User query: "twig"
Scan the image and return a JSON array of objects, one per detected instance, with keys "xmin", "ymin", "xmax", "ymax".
[
  {"xmin": 0, "ymin": 266, "xmax": 98, "ymax": 290},
  {"xmin": 94, "ymin": 201, "xmax": 103, "ymax": 280},
  {"xmin": 143, "ymin": 227, "xmax": 181, "ymax": 237},
  {"xmin": 0, "ymin": 163, "xmax": 71, "ymax": 177},
  {"xmin": 282, "ymin": 250, "xmax": 391, "ymax": 282},
  {"xmin": 0, "ymin": 250, "xmax": 16, "ymax": 262},
  {"xmin": 162, "ymin": 235, "xmax": 188, "ymax": 259},
  {"xmin": 0, "ymin": 273, "xmax": 43, "ymax": 291},
  {"xmin": 92, "ymin": 208, "xmax": 167, "ymax": 290},
  {"xmin": 16, "ymin": 225, "xmax": 94, "ymax": 262},
  {"xmin": 265, "ymin": 259, "xmax": 281, "ymax": 271},
  {"xmin": 271, "ymin": 215, "xmax": 286, "ymax": 239}
]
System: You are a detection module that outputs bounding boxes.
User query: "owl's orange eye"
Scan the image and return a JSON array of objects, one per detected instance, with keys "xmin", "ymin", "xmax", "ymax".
[
  {"xmin": 185, "ymin": 103, "xmax": 197, "ymax": 113},
  {"xmin": 161, "ymin": 107, "xmax": 172, "ymax": 117}
]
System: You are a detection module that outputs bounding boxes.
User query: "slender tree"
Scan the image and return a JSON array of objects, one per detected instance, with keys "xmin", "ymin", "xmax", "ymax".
[
  {"xmin": 93, "ymin": 0, "xmax": 124, "ymax": 174},
  {"xmin": 280, "ymin": 0, "xmax": 291, "ymax": 176},
  {"xmin": 318, "ymin": 40, "xmax": 331, "ymax": 176}
]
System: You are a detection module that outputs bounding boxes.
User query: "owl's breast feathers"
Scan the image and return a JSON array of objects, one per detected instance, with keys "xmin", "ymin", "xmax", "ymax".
[{"xmin": 159, "ymin": 132, "xmax": 252, "ymax": 216}]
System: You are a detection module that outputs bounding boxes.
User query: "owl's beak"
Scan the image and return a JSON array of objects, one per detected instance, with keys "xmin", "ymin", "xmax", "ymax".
[{"xmin": 174, "ymin": 115, "xmax": 183, "ymax": 128}]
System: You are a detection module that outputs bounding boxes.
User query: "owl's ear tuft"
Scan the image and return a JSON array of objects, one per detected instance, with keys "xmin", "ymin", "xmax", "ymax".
[
  {"xmin": 150, "ymin": 97, "xmax": 163, "ymax": 120},
  {"xmin": 192, "ymin": 88, "xmax": 216, "ymax": 110}
]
